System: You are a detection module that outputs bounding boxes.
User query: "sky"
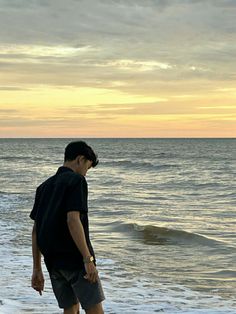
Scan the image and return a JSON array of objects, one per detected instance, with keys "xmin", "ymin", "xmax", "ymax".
[{"xmin": 0, "ymin": 0, "xmax": 235, "ymax": 138}]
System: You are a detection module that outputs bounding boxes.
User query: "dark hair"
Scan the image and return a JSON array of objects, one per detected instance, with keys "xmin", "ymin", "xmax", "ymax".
[{"xmin": 64, "ymin": 141, "xmax": 99, "ymax": 167}]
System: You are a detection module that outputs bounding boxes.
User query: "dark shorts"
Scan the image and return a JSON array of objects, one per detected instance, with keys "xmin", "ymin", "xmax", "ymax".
[{"xmin": 49, "ymin": 268, "xmax": 105, "ymax": 310}]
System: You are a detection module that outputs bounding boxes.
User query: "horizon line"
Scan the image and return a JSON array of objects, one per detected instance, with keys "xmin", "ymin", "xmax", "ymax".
[{"xmin": 0, "ymin": 137, "xmax": 235, "ymax": 140}]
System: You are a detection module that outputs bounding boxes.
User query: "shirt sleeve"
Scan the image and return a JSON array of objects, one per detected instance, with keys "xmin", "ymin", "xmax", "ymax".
[
  {"xmin": 65, "ymin": 177, "xmax": 88, "ymax": 213},
  {"xmin": 30, "ymin": 187, "xmax": 41, "ymax": 220}
]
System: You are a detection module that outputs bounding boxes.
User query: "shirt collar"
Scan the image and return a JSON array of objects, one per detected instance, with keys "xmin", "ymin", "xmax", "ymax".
[{"xmin": 56, "ymin": 166, "xmax": 74, "ymax": 174}]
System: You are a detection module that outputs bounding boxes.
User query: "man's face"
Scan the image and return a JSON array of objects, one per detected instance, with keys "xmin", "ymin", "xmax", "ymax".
[{"xmin": 76, "ymin": 156, "xmax": 93, "ymax": 176}]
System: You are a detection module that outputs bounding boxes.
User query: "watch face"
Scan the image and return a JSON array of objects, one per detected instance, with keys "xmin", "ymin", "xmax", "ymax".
[{"xmin": 84, "ymin": 255, "xmax": 94, "ymax": 263}]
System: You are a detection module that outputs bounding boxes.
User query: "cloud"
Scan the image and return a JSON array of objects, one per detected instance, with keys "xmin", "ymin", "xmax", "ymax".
[
  {"xmin": 0, "ymin": 0, "xmax": 235, "ymax": 50},
  {"xmin": 58, "ymin": 100, "xmax": 235, "ymax": 117},
  {"xmin": 0, "ymin": 0, "xmax": 235, "ymax": 94},
  {"xmin": 97, "ymin": 59, "xmax": 173, "ymax": 72},
  {"xmin": 0, "ymin": 44, "xmax": 96, "ymax": 59},
  {"xmin": 0, "ymin": 108, "xmax": 20, "ymax": 114},
  {"xmin": 0, "ymin": 86, "xmax": 30, "ymax": 91},
  {"xmin": 0, "ymin": 0, "xmax": 235, "ymax": 63}
]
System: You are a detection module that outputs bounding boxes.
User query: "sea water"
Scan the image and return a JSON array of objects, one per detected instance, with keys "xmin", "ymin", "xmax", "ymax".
[{"xmin": 0, "ymin": 138, "xmax": 235, "ymax": 314}]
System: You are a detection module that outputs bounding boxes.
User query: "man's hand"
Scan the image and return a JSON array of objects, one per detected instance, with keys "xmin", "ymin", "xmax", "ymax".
[
  {"xmin": 84, "ymin": 262, "xmax": 98, "ymax": 284},
  {"xmin": 31, "ymin": 269, "xmax": 44, "ymax": 295}
]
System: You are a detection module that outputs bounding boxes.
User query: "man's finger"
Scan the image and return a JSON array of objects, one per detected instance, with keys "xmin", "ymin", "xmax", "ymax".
[
  {"xmin": 92, "ymin": 270, "xmax": 98, "ymax": 283},
  {"xmin": 88, "ymin": 272, "xmax": 94, "ymax": 283},
  {"xmin": 89, "ymin": 272, "xmax": 95, "ymax": 283},
  {"xmin": 84, "ymin": 271, "xmax": 97, "ymax": 283},
  {"xmin": 91, "ymin": 271, "xmax": 97, "ymax": 283},
  {"xmin": 32, "ymin": 283, "xmax": 43, "ymax": 294}
]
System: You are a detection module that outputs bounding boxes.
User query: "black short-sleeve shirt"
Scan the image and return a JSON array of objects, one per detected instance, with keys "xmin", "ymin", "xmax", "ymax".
[{"xmin": 30, "ymin": 166, "xmax": 95, "ymax": 271}]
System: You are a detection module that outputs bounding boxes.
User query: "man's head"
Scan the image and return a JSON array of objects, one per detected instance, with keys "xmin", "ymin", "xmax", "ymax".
[{"xmin": 64, "ymin": 141, "xmax": 99, "ymax": 176}]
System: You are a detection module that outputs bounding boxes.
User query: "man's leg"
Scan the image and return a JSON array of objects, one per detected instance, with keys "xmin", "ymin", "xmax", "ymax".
[
  {"xmin": 85, "ymin": 302, "xmax": 104, "ymax": 314},
  {"xmin": 64, "ymin": 302, "xmax": 80, "ymax": 314}
]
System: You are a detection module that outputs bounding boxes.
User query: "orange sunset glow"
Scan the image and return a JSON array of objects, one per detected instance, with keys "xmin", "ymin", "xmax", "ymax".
[{"xmin": 0, "ymin": 1, "xmax": 235, "ymax": 138}]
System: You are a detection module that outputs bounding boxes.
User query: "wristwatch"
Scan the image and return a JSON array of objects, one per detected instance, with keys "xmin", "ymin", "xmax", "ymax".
[{"xmin": 83, "ymin": 255, "xmax": 94, "ymax": 264}]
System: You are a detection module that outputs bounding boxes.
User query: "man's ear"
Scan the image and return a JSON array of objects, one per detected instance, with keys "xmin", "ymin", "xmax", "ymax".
[
  {"xmin": 76, "ymin": 155, "xmax": 84, "ymax": 164},
  {"xmin": 75, "ymin": 155, "xmax": 82, "ymax": 164}
]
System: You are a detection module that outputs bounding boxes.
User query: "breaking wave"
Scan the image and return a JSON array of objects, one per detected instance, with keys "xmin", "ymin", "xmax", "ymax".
[{"xmin": 111, "ymin": 222, "xmax": 230, "ymax": 247}]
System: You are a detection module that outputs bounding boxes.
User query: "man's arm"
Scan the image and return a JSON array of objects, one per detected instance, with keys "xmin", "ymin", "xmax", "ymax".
[
  {"xmin": 31, "ymin": 223, "xmax": 44, "ymax": 295},
  {"xmin": 67, "ymin": 211, "xmax": 98, "ymax": 283}
]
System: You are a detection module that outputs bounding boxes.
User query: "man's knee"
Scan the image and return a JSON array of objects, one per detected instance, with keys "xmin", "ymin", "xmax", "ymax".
[
  {"xmin": 85, "ymin": 302, "xmax": 104, "ymax": 314},
  {"xmin": 64, "ymin": 303, "xmax": 80, "ymax": 314}
]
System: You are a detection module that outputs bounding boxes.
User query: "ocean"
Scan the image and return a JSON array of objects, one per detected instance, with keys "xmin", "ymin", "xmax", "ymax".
[{"xmin": 0, "ymin": 138, "xmax": 235, "ymax": 314}]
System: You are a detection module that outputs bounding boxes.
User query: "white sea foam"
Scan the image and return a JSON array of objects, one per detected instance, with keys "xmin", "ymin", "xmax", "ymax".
[
  {"xmin": 1, "ymin": 279, "xmax": 236, "ymax": 314},
  {"xmin": 0, "ymin": 299, "xmax": 21, "ymax": 314},
  {"xmin": 101, "ymin": 274, "xmax": 236, "ymax": 314}
]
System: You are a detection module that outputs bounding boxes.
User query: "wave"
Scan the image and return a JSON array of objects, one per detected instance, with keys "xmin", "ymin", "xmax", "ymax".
[
  {"xmin": 0, "ymin": 191, "xmax": 24, "ymax": 194},
  {"xmin": 0, "ymin": 156, "xmax": 32, "ymax": 161},
  {"xmin": 194, "ymin": 182, "xmax": 222, "ymax": 188},
  {"xmin": 102, "ymin": 160, "xmax": 179, "ymax": 171},
  {"xmin": 111, "ymin": 222, "xmax": 229, "ymax": 247},
  {"xmin": 0, "ymin": 156, "xmax": 45, "ymax": 162},
  {"xmin": 156, "ymin": 152, "xmax": 176, "ymax": 159},
  {"xmin": 130, "ymin": 151, "xmax": 176, "ymax": 158},
  {"xmin": 206, "ymin": 270, "xmax": 236, "ymax": 278}
]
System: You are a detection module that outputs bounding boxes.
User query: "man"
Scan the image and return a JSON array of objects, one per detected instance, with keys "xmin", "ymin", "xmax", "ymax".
[{"xmin": 30, "ymin": 141, "xmax": 105, "ymax": 314}]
